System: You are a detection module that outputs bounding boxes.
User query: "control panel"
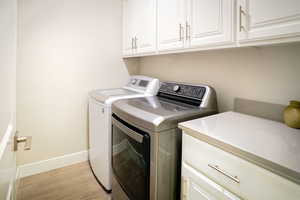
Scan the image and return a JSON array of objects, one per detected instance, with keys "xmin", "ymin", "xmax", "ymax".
[
  {"xmin": 129, "ymin": 78, "xmax": 149, "ymax": 88},
  {"xmin": 124, "ymin": 76, "xmax": 160, "ymax": 95},
  {"xmin": 159, "ymin": 82, "xmax": 206, "ymax": 100}
]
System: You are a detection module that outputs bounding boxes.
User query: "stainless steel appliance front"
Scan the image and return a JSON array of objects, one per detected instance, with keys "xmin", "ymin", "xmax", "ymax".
[
  {"xmin": 111, "ymin": 82, "xmax": 218, "ymax": 200},
  {"xmin": 112, "ymin": 114, "xmax": 182, "ymax": 200}
]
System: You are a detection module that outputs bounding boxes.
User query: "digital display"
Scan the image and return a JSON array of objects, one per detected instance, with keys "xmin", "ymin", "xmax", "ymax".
[{"xmin": 139, "ymin": 80, "xmax": 149, "ymax": 87}]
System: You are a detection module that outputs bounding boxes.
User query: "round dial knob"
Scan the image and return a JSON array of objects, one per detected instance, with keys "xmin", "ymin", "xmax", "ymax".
[
  {"xmin": 131, "ymin": 79, "xmax": 137, "ymax": 84},
  {"xmin": 173, "ymin": 85, "xmax": 180, "ymax": 92}
]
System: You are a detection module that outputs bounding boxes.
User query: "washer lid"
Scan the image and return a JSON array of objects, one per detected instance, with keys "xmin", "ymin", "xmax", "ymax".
[
  {"xmin": 99, "ymin": 88, "xmax": 136, "ymax": 96},
  {"xmin": 89, "ymin": 88, "xmax": 139, "ymax": 104},
  {"xmin": 112, "ymin": 96, "xmax": 217, "ymax": 132}
]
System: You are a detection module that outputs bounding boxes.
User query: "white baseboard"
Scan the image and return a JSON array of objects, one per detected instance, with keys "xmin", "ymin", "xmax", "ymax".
[{"xmin": 18, "ymin": 150, "xmax": 88, "ymax": 178}]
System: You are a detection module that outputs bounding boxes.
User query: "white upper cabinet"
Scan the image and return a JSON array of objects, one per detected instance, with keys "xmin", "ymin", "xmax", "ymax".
[
  {"xmin": 187, "ymin": 0, "xmax": 235, "ymax": 48},
  {"xmin": 123, "ymin": 0, "xmax": 156, "ymax": 56},
  {"xmin": 157, "ymin": 0, "xmax": 235, "ymax": 52},
  {"xmin": 123, "ymin": 0, "xmax": 300, "ymax": 57},
  {"xmin": 135, "ymin": 0, "xmax": 156, "ymax": 54},
  {"xmin": 158, "ymin": 0, "xmax": 186, "ymax": 51},
  {"xmin": 123, "ymin": 0, "xmax": 137, "ymax": 56},
  {"xmin": 238, "ymin": 0, "xmax": 300, "ymax": 44}
]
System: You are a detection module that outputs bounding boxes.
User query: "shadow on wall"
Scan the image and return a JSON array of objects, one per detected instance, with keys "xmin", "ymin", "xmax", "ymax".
[
  {"xmin": 123, "ymin": 58, "xmax": 140, "ymax": 75},
  {"xmin": 234, "ymin": 98, "xmax": 286, "ymax": 122}
]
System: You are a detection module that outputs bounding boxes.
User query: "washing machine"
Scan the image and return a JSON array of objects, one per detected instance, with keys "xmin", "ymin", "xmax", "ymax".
[
  {"xmin": 88, "ymin": 75, "xmax": 159, "ymax": 192},
  {"xmin": 111, "ymin": 81, "xmax": 218, "ymax": 200}
]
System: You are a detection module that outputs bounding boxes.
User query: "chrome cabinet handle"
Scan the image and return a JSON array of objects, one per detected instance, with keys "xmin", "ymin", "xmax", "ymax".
[
  {"xmin": 14, "ymin": 132, "xmax": 32, "ymax": 151},
  {"xmin": 186, "ymin": 21, "xmax": 191, "ymax": 40},
  {"xmin": 179, "ymin": 23, "xmax": 184, "ymax": 41},
  {"xmin": 239, "ymin": 5, "xmax": 246, "ymax": 32},
  {"xmin": 208, "ymin": 164, "xmax": 240, "ymax": 183},
  {"xmin": 134, "ymin": 36, "xmax": 138, "ymax": 49}
]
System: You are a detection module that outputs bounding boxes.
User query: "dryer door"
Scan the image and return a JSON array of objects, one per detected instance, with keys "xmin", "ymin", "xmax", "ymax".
[{"xmin": 112, "ymin": 114, "xmax": 150, "ymax": 200}]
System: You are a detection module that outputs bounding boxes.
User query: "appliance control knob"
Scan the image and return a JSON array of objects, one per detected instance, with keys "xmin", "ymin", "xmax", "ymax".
[
  {"xmin": 173, "ymin": 85, "xmax": 180, "ymax": 92},
  {"xmin": 131, "ymin": 79, "xmax": 137, "ymax": 84}
]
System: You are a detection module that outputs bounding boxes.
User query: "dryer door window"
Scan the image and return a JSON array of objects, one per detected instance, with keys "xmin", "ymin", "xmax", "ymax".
[{"xmin": 112, "ymin": 114, "xmax": 150, "ymax": 200}]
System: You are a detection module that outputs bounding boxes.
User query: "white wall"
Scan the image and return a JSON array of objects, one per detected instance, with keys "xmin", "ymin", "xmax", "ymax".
[
  {"xmin": 138, "ymin": 44, "xmax": 300, "ymax": 112},
  {"xmin": 17, "ymin": 0, "xmax": 135, "ymax": 165}
]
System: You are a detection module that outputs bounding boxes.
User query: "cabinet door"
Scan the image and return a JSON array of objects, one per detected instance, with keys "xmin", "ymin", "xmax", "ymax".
[
  {"xmin": 182, "ymin": 162, "xmax": 242, "ymax": 200},
  {"xmin": 123, "ymin": 0, "xmax": 138, "ymax": 56},
  {"xmin": 135, "ymin": 0, "xmax": 156, "ymax": 54},
  {"xmin": 187, "ymin": 0, "xmax": 234, "ymax": 48},
  {"xmin": 182, "ymin": 133, "xmax": 300, "ymax": 200},
  {"xmin": 158, "ymin": 0, "xmax": 186, "ymax": 51},
  {"xmin": 0, "ymin": 0, "xmax": 17, "ymax": 199},
  {"xmin": 238, "ymin": 0, "xmax": 300, "ymax": 43}
]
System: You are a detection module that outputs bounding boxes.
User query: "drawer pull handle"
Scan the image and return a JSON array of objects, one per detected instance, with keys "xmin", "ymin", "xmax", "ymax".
[{"xmin": 208, "ymin": 164, "xmax": 240, "ymax": 183}]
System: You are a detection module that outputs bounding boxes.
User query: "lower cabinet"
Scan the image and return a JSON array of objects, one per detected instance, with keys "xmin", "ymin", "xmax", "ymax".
[
  {"xmin": 182, "ymin": 133, "xmax": 300, "ymax": 200},
  {"xmin": 182, "ymin": 162, "xmax": 241, "ymax": 200}
]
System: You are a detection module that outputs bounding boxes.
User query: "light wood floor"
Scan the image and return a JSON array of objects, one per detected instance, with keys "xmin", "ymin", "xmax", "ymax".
[{"xmin": 17, "ymin": 162, "xmax": 111, "ymax": 200}]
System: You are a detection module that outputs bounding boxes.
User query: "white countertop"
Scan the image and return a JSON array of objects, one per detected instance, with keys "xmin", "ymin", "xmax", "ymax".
[{"xmin": 179, "ymin": 111, "xmax": 300, "ymax": 184}]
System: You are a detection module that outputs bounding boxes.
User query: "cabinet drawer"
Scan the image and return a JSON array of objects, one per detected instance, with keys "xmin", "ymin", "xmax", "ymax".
[
  {"xmin": 182, "ymin": 133, "xmax": 300, "ymax": 200},
  {"xmin": 182, "ymin": 162, "xmax": 242, "ymax": 200}
]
